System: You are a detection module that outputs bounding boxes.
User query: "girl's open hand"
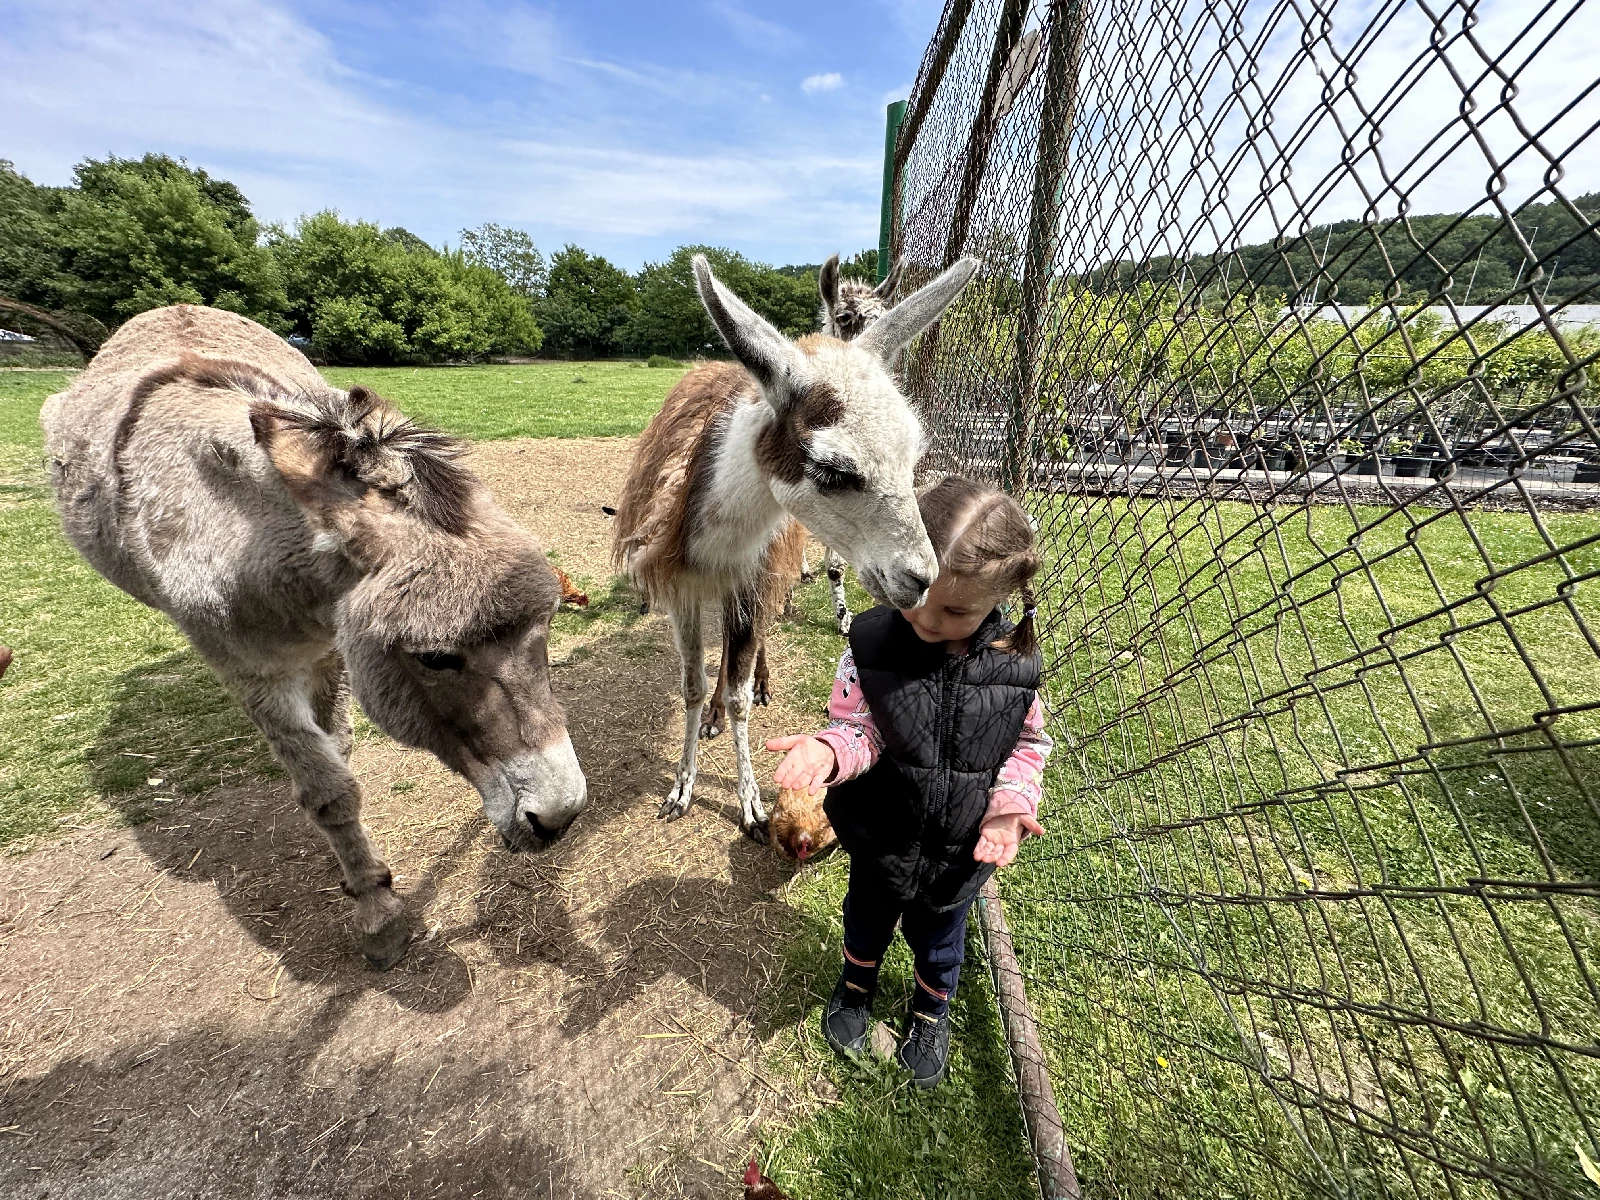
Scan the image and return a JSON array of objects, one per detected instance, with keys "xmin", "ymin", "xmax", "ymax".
[
  {"xmin": 974, "ymin": 812, "xmax": 1045, "ymax": 866},
  {"xmin": 765, "ymin": 734, "xmax": 836, "ymax": 795}
]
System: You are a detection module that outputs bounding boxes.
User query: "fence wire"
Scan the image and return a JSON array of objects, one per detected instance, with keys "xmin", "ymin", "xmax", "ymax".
[{"xmin": 891, "ymin": 1, "xmax": 1600, "ymax": 1197}]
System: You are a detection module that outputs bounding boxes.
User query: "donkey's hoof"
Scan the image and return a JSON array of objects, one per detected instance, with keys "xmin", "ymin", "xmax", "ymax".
[{"xmin": 361, "ymin": 916, "xmax": 411, "ymax": 971}]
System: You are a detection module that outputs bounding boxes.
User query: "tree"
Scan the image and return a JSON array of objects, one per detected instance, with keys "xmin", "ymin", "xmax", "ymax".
[
  {"xmin": 622, "ymin": 246, "xmax": 819, "ymax": 358},
  {"xmin": 269, "ymin": 212, "xmax": 541, "ymax": 364},
  {"xmin": 0, "ymin": 161, "xmax": 66, "ymax": 308},
  {"xmin": 460, "ymin": 223, "xmax": 547, "ymax": 298},
  {"xmin": 536, "ymin": 245, "xmax": 637, "ymax": 356},
  {"xmin": 52, "ymin": 154, "xmax": 287, "ymax": 328}
]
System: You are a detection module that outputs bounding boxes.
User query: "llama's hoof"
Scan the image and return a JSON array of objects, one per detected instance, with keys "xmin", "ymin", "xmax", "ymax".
[
  {"xmin": 742, "ymin": 818, "xmax": 770, "ymax": 845},
  {"xmin": 360, "ymin": 914, "xmax": 411, "ymax": 971},
  {"xmin": 836, "ymin": 611, "xmax": 853, "ymax": 636},
  {"xmin": 700, "ymin": 712, "xmax": 725, "ymax": 738},
  {"xmin": 658, "ymin": 786, "xmax": 693, "ymax": 821},
  {"xmin": 753, "ymin": 680, "xmax": 771, "ymax": 706}
]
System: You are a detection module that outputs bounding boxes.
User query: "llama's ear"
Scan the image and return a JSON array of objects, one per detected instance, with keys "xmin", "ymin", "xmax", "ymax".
[
  {"xmin": 874, "ymin": 256, "xmax": 904, "ymax": 300},
  {"xmin": 818, "ymin": 254, "xmax": 841, "ymax": 325},
  {"xmin": 693, "ymin": 254, "xmax": 801, "ymax": 395},
  {"xmin": 857, "ymin": 257, "xmax": 979, "ymax": 362}
]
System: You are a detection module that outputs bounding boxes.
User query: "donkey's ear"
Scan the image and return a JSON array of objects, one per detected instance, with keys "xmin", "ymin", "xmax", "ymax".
[
  {"xmin": 857, "ymin": 257, "xmax": 979, "ymax": 362},
  {"xmin": 874, "ymin": 256, "xmax": 904, "ymax": 300},
  {"xmin": 249, "ymin": 401, "xmax": 365, "ymax": 538},
  {"xmin": 818, "ymin": 254, "xmax": 841, "ymax": 324},
  {"xmin": 693, "ymin": 254, "xmax": 802, "ymax": 395}
]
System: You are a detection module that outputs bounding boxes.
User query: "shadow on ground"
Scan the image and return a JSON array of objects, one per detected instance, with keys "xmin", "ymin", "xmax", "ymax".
[{"xmin": 0, "ymin": 1006, "xmax": 593, "ymax": 1200}]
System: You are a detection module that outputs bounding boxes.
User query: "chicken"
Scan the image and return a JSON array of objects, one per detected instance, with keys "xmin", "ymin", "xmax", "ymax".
[
  {"xmin": 769, "ymin": 786, "xmax": 836, "ymax": 862},
  {"xmin": 0, "ymin": 645, "xmax": 11, "ymax": 681},
  {"xmin": 552, "ymin": 565, "xmax": 589, "ymax": 607},
  {"xmin": 742, "ymin": 1158, "xmax": 793, "ymax": 1200}
]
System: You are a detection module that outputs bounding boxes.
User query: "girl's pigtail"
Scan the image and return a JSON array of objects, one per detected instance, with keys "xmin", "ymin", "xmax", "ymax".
[{"xmin": 1006, "ymin": 582, "xmax": 1039, "ymax": 660}]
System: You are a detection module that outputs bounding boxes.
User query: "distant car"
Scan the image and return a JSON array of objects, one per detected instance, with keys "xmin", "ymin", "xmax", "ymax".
[
  {"xmin": 285, "ymin": 334, "xmax": 314, "ymax": 351},
  {"xmin": 0, "ymin": 328, "xmax": 38, "ymax": 343}
]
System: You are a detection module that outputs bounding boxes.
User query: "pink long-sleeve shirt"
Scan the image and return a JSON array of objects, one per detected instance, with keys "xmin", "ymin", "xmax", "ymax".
[{"xmin": 812, "ymin": 647, "xmax": 1053, "ymax": 828}]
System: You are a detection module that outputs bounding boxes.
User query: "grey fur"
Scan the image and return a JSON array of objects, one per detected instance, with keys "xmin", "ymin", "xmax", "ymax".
[{"xmin": 42, "ymin": 305, "xmax": 587, "ymax": 968}]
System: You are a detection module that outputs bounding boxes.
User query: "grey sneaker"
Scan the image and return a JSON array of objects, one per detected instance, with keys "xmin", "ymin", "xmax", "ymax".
[
  {"xmin": 897, "ymin": 1010, "xmax": 951, "ymax": 1089},
  {"xmin": 822, "ymin": 971, "xmax": 874, "ymax": 1057}
]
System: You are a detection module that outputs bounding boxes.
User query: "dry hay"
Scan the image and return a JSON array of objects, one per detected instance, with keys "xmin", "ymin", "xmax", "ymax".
[{"xmin": 0, "ymin": 435, "xmax": 839, "ymax": 1199}]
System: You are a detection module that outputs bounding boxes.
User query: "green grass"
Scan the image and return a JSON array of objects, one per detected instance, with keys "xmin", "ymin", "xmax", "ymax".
[
  {"xmin": 1006, "ymin": 493, "xmax": 1600, "ymax": 1199},
  {"xmin": 320, "ymin": 361, "xmax": 686, "ymax": 441}
]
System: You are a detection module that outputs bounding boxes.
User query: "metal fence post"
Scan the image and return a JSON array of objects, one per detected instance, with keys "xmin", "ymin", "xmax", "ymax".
[
  {"xmin": 1003, "ymin": 0, "xmax": 1086, "ymax": 495},
  {"xmin": 879, "ymin": 101, "xmax": 908, "ymax": 285}
]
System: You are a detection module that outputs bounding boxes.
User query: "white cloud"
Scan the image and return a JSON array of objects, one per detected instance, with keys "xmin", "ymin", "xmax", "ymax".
[
  {"xmin": 802, "ymin": 72, "xmax": 844, "ymax": 94},
  {"xmin": 0, "ymin": 0, "xmax": 883, "ymax": 265},
  {"xmin": 706, "ymin": 2, "xmax": 802, "ymax": 54}
]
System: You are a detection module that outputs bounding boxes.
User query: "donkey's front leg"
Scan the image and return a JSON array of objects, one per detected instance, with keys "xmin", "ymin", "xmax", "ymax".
[
  {"xmin": 722, "ymin": 606, "xmax": 769, "ymax": 843},
  {"xmin": 235, "ymin": 674, "xmax": 409, "ymax": 969},
  {"xmin": 661, "ymin": 602, "xmax": 705, "ymax": 821}
]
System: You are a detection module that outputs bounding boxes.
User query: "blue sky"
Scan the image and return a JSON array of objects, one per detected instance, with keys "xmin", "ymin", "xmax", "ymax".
[{"xmin": 1, "ymin": 0, "xmax": 944, "ymax": 269}]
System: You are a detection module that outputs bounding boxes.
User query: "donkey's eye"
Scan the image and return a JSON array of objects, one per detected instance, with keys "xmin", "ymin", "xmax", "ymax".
[
  {"xmin": 805, "ymin": 458, "xmax": 864, "ymax": 493},
  {"xmin": 413, "ymin": 651, "xmax": 465, "ymax": 672}
]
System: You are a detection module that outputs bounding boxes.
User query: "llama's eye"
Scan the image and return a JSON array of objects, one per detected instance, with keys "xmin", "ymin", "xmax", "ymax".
[
  {"xmin": 413, "ymin": 650, "xmax": 465, "ymax": 672},
  {"xmin": 805, "ymin": 458, "xmax": 864, "ymax": 493}
]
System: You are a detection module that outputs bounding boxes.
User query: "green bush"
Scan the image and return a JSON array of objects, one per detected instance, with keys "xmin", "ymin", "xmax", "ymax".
[
  {"xmin": 645, "ymin": 354, "xmax": 681, "ymax": 368},
  {"xmin": 534, "ymin": 245, "xmax": 637, "ymax": 357},
  {"xmin": 622, "ymin": 245, "xmax": 819, "ymax": 359},
  {"xmin": 268, "ymin": 212, "xmax": 541, "ymax": 364},
  {"xmin": 48, "ymin": 154, "xmax": 287, "ymax": 329}
]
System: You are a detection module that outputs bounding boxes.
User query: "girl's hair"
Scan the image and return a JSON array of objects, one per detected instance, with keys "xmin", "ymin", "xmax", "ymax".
[{"xmin": 919, "ymin": 475, "xmax": 1041, "ymax": 658}]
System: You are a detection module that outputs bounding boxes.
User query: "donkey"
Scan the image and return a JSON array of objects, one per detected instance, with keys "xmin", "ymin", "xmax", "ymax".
[
  {"xmin": 42, "ymin": 305, "xmax": 587, "ymax": 968},
  {"xmin": 613, "ymin": 255, "xmax": 977, "ymax": 839}
]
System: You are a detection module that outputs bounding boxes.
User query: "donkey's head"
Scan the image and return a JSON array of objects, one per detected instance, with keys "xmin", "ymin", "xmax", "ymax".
[
  {"xmin": 249, "ymin": 387, "xmax": 587, "ymax": 851},
  {"xmin": 693, "ymin": 253, "xmax": 977, "ymax": 610},
  {"xmin": 818, "ymin": 253, "xmax": 903, "ymax": 341}
]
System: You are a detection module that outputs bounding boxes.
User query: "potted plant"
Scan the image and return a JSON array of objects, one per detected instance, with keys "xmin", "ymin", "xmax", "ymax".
[
  {"xmin": 1334, "ymin": 436, "xmax": 1363, "ymax": 472},
  {"xmin": 1389, "ymin": 437, "xmax": 1431, "ymax": 478},
  {"xmin": 1349, "ymin": 436, "xmax": 1383, "ymax": 476},
  {"xmin": 1576, "ymin": 456, "xmax": 1600, "ymax": 484}
]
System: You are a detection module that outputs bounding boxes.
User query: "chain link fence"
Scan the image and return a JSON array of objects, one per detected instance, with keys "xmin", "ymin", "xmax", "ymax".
[{"xmin": 890, "ymin": 1, "xmax": 1600, "ymax": 1196}]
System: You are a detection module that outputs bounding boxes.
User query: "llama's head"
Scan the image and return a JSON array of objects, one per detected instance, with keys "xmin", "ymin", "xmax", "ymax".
[
  {"xmin": 818, "ymin": 253, "xmax": 903, "ymax": 340},
  {"xmin": 693, "ymin": 253, "xmax": 978, "ymax": 610},
  {"xmin": 249, "ymin": 387, "xmax": 587, "ymax": 851}
]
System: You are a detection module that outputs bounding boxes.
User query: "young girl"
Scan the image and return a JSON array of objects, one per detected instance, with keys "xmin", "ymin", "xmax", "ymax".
[{"xmin": 766, "ymin": 475, "xmax": 1051, "ymax": 1089}]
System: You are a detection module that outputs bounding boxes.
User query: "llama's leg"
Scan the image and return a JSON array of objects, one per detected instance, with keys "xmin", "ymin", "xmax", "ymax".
[
  {"xmin": 798, "ymin": 546, "xmax": 814, "ymax": 584},
  {"xmin": 752, "ymin": 637, "xmax": 771, "ymax": 707},
  {"xmin": 661, "ymin": 602, "xmax": 705, "ymax": 821},
  {"xmin": 309, "ymin": 650, "xmax": 353, "ymax": 762},
  {"xmin": 700, "ymin": 639, "xmax": 728, "ymax": 740},
  {"xmin": 723, "ymin": 604, "xmax": 769, "ymax": 842},
  {"xmin": 826, "ymin": 549, "xmax": 852, "ymax": 635},
  {"xmin": 234, "ymin": 673, "xmax": 408, "ymax": 968}
]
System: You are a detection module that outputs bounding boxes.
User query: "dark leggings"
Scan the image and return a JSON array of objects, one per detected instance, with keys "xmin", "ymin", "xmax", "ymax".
[{"xmin": 839, "ymin": 856, "xmax": 975, "ymax": 1017}]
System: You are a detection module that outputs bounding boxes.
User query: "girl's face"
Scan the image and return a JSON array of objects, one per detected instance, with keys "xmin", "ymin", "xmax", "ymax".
[{"xmin": 901, "ymin": 572, "xmax": 1007, "ymax": 647}]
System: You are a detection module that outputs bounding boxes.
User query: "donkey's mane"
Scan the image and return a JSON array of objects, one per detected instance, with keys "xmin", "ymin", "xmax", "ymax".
[{"xmin": 261, "ymin": 385, "xmax": 476, "ymax": 536}]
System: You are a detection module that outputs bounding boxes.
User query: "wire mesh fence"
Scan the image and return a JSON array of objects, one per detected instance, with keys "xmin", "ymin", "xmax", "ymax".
[{"xmin": 890, "ymin": 1, "xmax": 1600, "ymax": 1196}]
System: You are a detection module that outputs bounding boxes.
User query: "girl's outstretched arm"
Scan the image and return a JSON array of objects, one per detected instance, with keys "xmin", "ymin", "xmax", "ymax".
[
  {"xmin": 766, "ymin": 648, "xmax": 883, "ymax": 789},
  {"xmin": 978, "ymin": 694, "xmax": 1053, "ymax": 863}
]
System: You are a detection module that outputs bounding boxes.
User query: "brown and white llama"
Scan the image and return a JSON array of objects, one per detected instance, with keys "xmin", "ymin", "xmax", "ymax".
[
  {"xmin": 809, "ymin": 252, "xmax": 906, "ymax": 634},
  {"xmin": 43, "ymin": 305, "xmax": 588, "ymax": 967},
  {"xmin": 696, "ymin": 252, "xmax": 908, "ymax": 739},
  {"xmin": 613, "ymin": 254, "xmax": 977, "ymax": 839}
]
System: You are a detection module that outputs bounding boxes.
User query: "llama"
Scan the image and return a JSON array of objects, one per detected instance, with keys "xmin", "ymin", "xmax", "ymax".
[
  {"xmin": 811, "ymin": 253, "xmax": 906, "ymax": 634},
  {"xmin": 42, "ymin": 305, "xmax": 588, "ymax": 968},
  {"xmin": 697, "ymin": 252, "xmax": 908, "ymax": 738},
  {"xmin": 613, "ymin": 255, "xmax": 977, "ymax": 839}
]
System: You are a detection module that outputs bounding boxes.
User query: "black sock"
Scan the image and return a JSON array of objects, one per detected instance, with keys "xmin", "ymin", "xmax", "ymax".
[{"xmin": 840, "ymin": 946, "xmax": 880, "ymax": 1000}]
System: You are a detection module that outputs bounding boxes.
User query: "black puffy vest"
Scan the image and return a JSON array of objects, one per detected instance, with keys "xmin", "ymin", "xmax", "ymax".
[{"xmin": 823, "ymin": 605, "xmax": 1041, "ymax": 911}]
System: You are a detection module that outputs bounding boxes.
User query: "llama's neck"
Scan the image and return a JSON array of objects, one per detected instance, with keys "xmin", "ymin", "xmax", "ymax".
[{"xmin": 689, "ymin": 399, "xmax": 788, "ymax": 578}]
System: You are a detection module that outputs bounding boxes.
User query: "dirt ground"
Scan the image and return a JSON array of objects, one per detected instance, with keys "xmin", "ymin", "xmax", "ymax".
[{"xmin": 0, "ymin": 437, "xmax": 837, "ymax": 1199}]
